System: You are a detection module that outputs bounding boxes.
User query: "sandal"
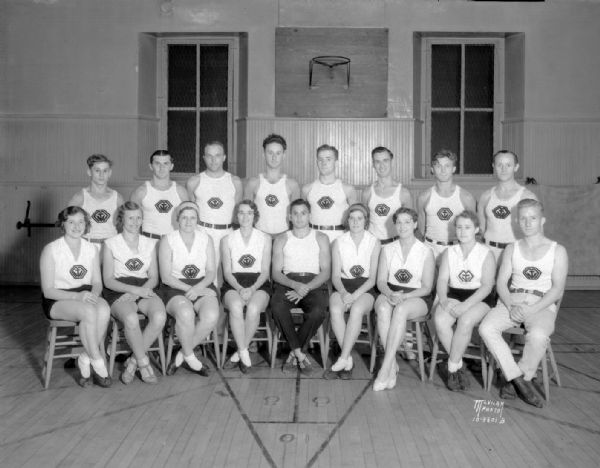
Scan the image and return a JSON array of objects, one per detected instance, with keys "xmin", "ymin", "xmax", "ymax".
[
  {"xmin": 139, "ymin": 362, "xmax": 158, "ymax": 384},
  {"xmin": 120, "ymin": 357, "xmax": 137, "ymax": 385}
]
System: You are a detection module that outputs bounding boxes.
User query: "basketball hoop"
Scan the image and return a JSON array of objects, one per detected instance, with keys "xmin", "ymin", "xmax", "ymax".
[{"xmin": 309, "ymin": 56, "xmax": 351, "ymax": 89}]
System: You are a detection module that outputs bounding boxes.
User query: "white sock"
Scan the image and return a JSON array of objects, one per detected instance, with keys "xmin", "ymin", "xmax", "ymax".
[
  {"xmin": 239, "ymin": 348, "xmax": 251, "ymax": 367},
  {"xmin": 345, "ymin": 356, "xmax": 353, "ymax": 371},
  {"xmin": 448, "ymin": 359, "xmax": 463, "ymax": 373},
  {"xmin": 331, "ymin": 357, "xmax": 347, "ymax": 372},
  {"xmin": 137, "ymin": 356, "xmax": 149, "ymax": 367},
  {"xmin": 91, "ymin": 358, "xmax": 108, "ymax": 378},
  {"xmin": 184, "ymin": 353, "xmax": 203, "ymax": 371},
  {"xmin": 175, "ymin": 351, "xmax": 184, "ymax": 367},
  {"xmin": 77, "ymin": 352, "xmax": 91, "ymax": 378},
  {"xmin": 230, "ymin": 351, "xmax": 240, "ymax": 363}
]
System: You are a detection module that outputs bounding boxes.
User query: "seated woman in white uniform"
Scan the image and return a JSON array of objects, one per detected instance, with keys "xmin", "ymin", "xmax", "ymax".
[
  {"xmin": 158, "ymin": 201, "xmax": 220, "ymax": 376},
  {"xmin": 102, "ymin": 202, "xmax": 167, "ymax": 385},
  {"xmin": 221, "ymin": 200, "xmax": 272, "ymax": 373},
  {"xmin": 433, "ymin": 210, "xmax": 496, "ymax": 391},
  {"xmin": 326, "ymin": 203, "xmax": 381, "ymax": 379},
  {"xmin": 40, "ymin": 206, "xmax": 111, "ymax": 387},
  {"xmin": 373, "ymin": 207, "xmax": 435, "ymax": 391}
]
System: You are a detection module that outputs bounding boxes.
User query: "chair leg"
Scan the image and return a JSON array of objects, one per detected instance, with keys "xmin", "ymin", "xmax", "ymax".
[
  {"xmin": 157, "ymin": 332, "xmax": 166, "ymax": 375},
  {"xmin": 317, "ymin": 324, "xmax": 328, "ymax": 369},
  {"xmin": 370, "ymin": 322, "xmax": 378, "ymax": 374},
  {"xmin": 479, "ymin": 338, "xmax": 488, "ymax": 391},
  {"xmin": 414, "ymin": 322, "xmax": 425, "ymax": 382},
  {"xmin": 541, "ymin": 353, "xmax": 550, "ymax": 401},
  {"xmin": 108, "ymin": 319, "xmax": 119, "ymax": 377},
  {"xmin": 428, "ymin": 334, "xmax": 439, "ymax": 382},
  {"xmin": 212, "ymin": 327, "xmax": 221, "ymax": 369},
  {"xmin": 271, "ymin": 331, "xmax": 279, "ymax": 369},
  {"xmin": 486, "ymin": 356, "xmax": 495, "ymax": 392},
  {"xmin": 43, "ymin": 326, "xmax": 57, "ymax": 390},
  {"xmin": 221, "ymin": 322, "xmax": 229, "ymax": 368},
  {"xmin": 547, "ymin": 343, "xmax": 561, "ymax": 386}
]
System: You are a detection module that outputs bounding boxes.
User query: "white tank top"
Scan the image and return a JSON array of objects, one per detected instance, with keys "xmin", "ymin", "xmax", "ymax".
[
  {"xmin": 484, "ymin": 186, "xmax": 525, "ymax": 244},
  {"xmin": 165, "ymin": 229, "xmax": 211, "ymax": 280},
  {"xmin": 368, "ymin": 183, "xmax": 403, "ymax": 241},
  {"xmin": 384, "ymin": 240, "xmax": 430, "ymax": 289},
  {"xmin": 104, "ymin": 234, "xmax": 157, "ymax": 279},
  {"xmin": 226, "ymin": 228, "xmax": 267, "ymax": 274},
  {"xmin": 282, "ymin": 230, "xmax": 320, "ymax": 275},
  {"xmin": 425, "ymin": 186, "xmax": 465, "ymax": 243},
  {"xmin": 194, "ymin": 172, "xmax": 236, "ymax": 225},
  {"xmin": 307, "ymin": 179, "xmax": 349, "ymax": 226},
  {"xmin": 81, "ymin": 189, "xmax": 118, "ymax": 240},
  {"xmin": 49, "ymin": 237, "xmax": 96, "ymax": 289},
  {"xmin": 337, "ymin": 231, "xmax": 377, "ymax": 279},
  {"xmin": 141, "ymin": 181, "xmax": 182, "ymax": 236},
  {"xmin": 255, "ymin": 174, "xmax": 290, "ymax": 235},
  {"xmin": 511, "ymin": 241, "xmax": 557, "ymax": 293},
  {"xmin": 447, "ymin": 242, "xmax": 491, "ymax": 289}
]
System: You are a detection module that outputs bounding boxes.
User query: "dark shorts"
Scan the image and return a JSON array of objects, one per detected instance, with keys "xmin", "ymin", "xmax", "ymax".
[
  {"xmin": 103, "ymin": 277, "xmax": 155, "ymax": 306},
  {"xmin": 448, "ymin": 286, "xmax": 496, "ymax": 308},
  {"xmin": 221, "ymin": 272, "xmax": 271, "ymax": 300},
  {"xmin": 158, "ymin": 277, "xmax": 218, "ymax": 306},
  {"xmin": 339, "ymin": 277, "xmax": 377, "ymax": 300},
  {"xmin": 41, "ymin": 285, "xmax": 92, "ymax": 319},
  {"xmin": 387, "ymin": 282, "xmax": 433, "ymax": 310}
]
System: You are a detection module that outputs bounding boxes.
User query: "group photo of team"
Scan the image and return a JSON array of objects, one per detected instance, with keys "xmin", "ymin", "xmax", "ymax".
[{"xmin": 41, "ymin": 134, "xmax": 568, "ymax": 410}]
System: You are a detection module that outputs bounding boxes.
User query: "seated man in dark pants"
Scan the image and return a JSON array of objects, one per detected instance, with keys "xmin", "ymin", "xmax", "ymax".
[{"xmin": 270, "ymin": 198, "xmax": 331, "ymax": 375}]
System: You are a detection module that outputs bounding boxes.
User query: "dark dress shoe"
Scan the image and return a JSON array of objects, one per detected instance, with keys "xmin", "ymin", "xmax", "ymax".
[
  {"xmin": 91, "ymin": 369, "xmax": 112, "ymax": 388},
  {"xmin": 457, "ymin": 368, "xmax": 470, "ymax": 390},
  {"xmin": 446, "ymin": 371, "xmax": 461, "ymax": 391},
  {"xmin": 339, "ymin": 368, "xmax": 353, "ymax": 380},
  {"xmin": 512, "ymin": 376, "xmax": 543, "ymax": 408},
  {"xmin": 238, "ymin": 361, "xmax": 250, "ymax": 374},
  {"xmin": 166, "ymin": 358, "xmax": 179, "ymax": 376},
  {"xmin": 77, "ymin": 374, "xmax": 92, "ymax": 388},
  {"xmin": 322, "ymin": 369, "xmax": 340, "ymax": 380},
  {"xmin": 183, "ymin": 362, "xmax": 210, "ymax": 377},
  {"xmin": 499, "ymin": 383, "xmax": 517, "ymax": 400}
]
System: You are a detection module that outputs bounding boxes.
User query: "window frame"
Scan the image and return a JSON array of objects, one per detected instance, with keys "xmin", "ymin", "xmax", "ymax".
[
  {"xmin": 157, "ymin": 36, "xmax": 238, "ymax": 175},
  {"xmin": 420, "ymin": 36, "xmax": 504, "ymax": 178}
]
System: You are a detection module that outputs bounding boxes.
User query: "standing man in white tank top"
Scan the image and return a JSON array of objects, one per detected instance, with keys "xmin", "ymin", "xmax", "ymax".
[
  {"xmin": 186, "ymin": 141, "xmax": 243, "ymax": 284},
  {"xmin": 479, "ymin": 199, "xmax": 568, "ymax": 408},
  {"xmin": 68, "ymin": 154, "xmax": 124, "ymax": 246},
  {"xmin": 130, "ymin": 150, "xmax": 188, "ymax": 239},
  {"xmin": 302, "ymin": 144, "xmax": 357, "ymax": 243},
  {"xmin": 478, "ymin": 150, "xmax": 537, "ymax": 261},
  {"xmin": 244, "ymin": 134, "xmax": 300, "ymax": 236},
  {"xmin": 417, "ymin": 149, "xmax": 476, "ymax": 260},
  {"xmin": 362, "ymin": 146, "xmax": 413, "ymax": 245},
  {"xmin": 270, "ymin": 199, "xmax": 331, "ymax": 375}
]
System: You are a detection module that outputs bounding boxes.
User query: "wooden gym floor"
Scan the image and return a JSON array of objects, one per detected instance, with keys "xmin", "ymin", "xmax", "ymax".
[{"xmin": 0, "ymin": 287, "xmax": 599, "ymax": 468}]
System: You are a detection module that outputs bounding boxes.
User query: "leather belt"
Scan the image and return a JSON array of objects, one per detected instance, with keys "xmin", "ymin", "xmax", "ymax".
[
  {"xmin": 425, "ymin": 236, "xmax": 455, "ymax": 246},
  {"xmin": 310, "ymin": 223, "xmax": 344, "ymax": 231},
  {"xmin": 380, "ymin": 236, "xmax": 399, "ymax": 245},
  {"xmin": 141, "ymin": 231, "xmax": 162, "ymax": 240},
  {"xmin": 486, "ymin": 239, "xmax": 509, "ymax": 249},
  {"xmin": 287, "ymin": 272, "xmax": 316, "ymax": 277},
  {"xmin": 199, "ymin": 220, "xmax": 233, "ymax": 230},
  {"xmin": 509, "ymin": 287, "xmax": 545, "ymax": 298},
  {"xmin": 85, "ymin": 238, "xmax": 105, "ymax": 244}
]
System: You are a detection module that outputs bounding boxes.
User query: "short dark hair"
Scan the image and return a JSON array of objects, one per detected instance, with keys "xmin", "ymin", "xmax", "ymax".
[
  {"xmin": 392, "ymin": 207, "xmax": 418, "ymax": 224},
  {"xmin": 236, "ymin": 199, "xmax": 260, "ymax": 226},
  {"xmin": 86, "ymin": 154, "xmax": 112, "ymax": 168},
  {"xmin": 316, "ymin": 144, "xmax": 339, "ymax": 160},
  {"xmin": 454, "ymin": 210, "xmax": 480, "ymax": 229},
  {"xmin": 204, "ymin": 141, "xmax": 226, "ymax": 154},
  {"xmin": 432, "ymin": 149, "xmax": 458, "ymax": 166},
  {"xmin": 343, "ymin": 203, "xmax": 370, "ymax": 231},
  {"xmin": 290, "ymin": 198, "xmax": 311, "ymax": 213},
  {"xmin": 493, "ymin": 150, "xmax": 519, "ymax": 165},
  {"xmin": 262, "ymin": 134, "xmax": 287, "ymax": 151},
  {"xmin": 114, "ymin": 201, "xmax": 142, "ymax": 233},
  {"xmin": 57, "ymin": 206, "xmax": 91, "ymax": 235},
  {"xmin": 371, "ymin": 146, "xmax": 394, "ymax": 160},
  {"xmin": 150, "ymin": 149, "xmax": 172, "ymax": 164}
]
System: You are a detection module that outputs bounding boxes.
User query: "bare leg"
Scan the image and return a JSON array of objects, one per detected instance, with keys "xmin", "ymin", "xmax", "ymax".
[{"xmin": 339, "ymin": 294, "xmax": 374, "ymax": 361}]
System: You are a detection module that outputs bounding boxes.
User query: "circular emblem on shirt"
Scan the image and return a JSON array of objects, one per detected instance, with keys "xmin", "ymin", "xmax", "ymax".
[
  {"xmin": 394, "ymin": 269, "xmax": 412, "ymax": 284},
  {"xmin": 91, "ymin": 209, "xmax": 110, "ymax": 223},
  {"xmin": 69, "ymin": 265, "xmax": 87, "ymax": 279},
  {"xmin": 458, "ymin": 270, "xmax": 474, "ymax": 283},
  {"xmin": 523, "ymin": 266, "xmax": 542, "ymax": 281},
  {"xmin": 155, "ymin": 200, "xmax": 173, "ymax": 214},
  {"xmin": 265, "ymin": 194, "xmax": 279, "ymax": 207},
  {"xmin": 317, "ymin": 196, "xmax": 334, "ymax": 209},
  {"xmin": 125, "ymin": 258, "xmax": 144, "ymax": 271},
  {"xmin": 492, "ymin": 205, "xmax": 511, "ymax": 220},
  {"xmin": 349, "ymin": 265, "xmax": 365, "ymax": 278},
  {"xmin": 207, "ymin": 197, "xmax": 224, "ymax": 209},
  {"xmin": 374, "ymin": 204, "xmax": 390, "ymax": 217},
  {"xmin": 238, "ymin": 254, "xmax": 256, "ymax": 268},
  {"xmin": 437, "ymin": 207, "xmax": 453, "ymax": 221},
  {"xmin": 182, "ymin": 264, "xmax": 200, "ymax": 279}
]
